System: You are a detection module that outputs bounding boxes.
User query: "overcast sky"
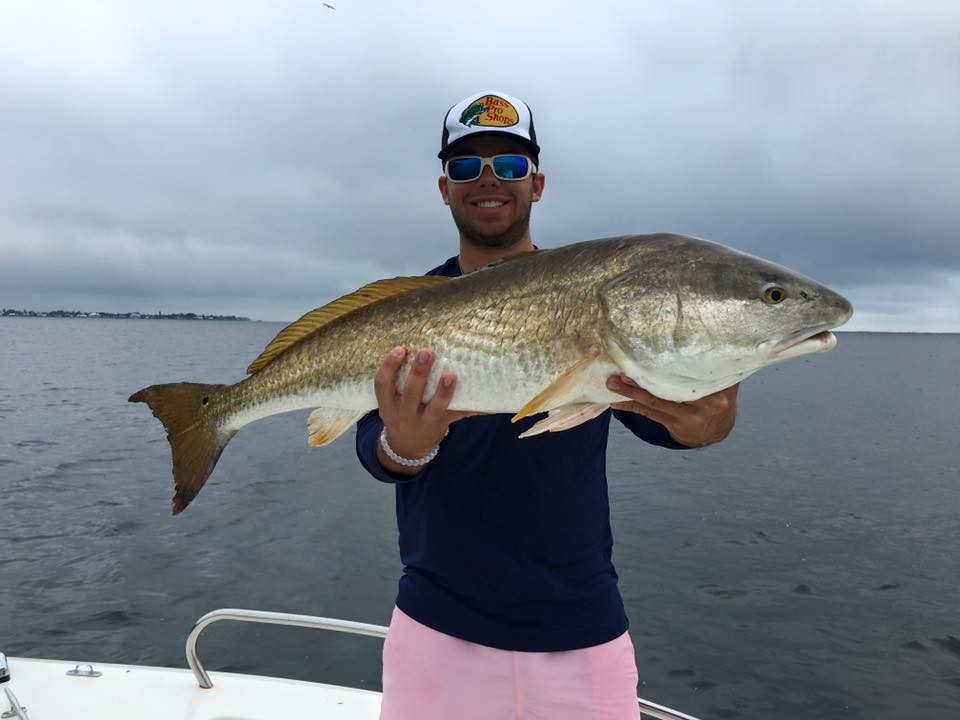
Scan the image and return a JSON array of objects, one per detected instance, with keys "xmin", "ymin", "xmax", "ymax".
[{"xmin": 1, "ymin": 0, "xmax": 957, "ymax": 332}]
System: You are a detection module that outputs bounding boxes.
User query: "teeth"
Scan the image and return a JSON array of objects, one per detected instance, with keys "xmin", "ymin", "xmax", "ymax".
[{"xmin": 477, "ymin": 201, "xmax": 505, "ymax": 208}]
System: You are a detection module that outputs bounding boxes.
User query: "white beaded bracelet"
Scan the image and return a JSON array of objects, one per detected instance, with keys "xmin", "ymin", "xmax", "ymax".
[{"xmin": 379, "ymin": 428, "xmax": 447, "ymax": 467}]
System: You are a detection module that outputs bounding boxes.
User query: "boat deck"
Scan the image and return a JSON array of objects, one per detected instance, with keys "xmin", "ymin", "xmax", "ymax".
[
  {"xmin": 2, "ymin": 608, "xmax": 700, "ymax": 720},
  {"xmin": 5, "ymin": 656, "xmax": 382, "ymax": 720}
]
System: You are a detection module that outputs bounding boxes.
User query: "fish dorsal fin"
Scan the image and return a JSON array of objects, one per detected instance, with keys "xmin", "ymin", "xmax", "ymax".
[
  {"xmin": 246, "ymin": 276, "xmax": 450, "ymax": 375},
  {"xmin": 469, "ymin": 248, "xmax": 541, "ymax": 273}
]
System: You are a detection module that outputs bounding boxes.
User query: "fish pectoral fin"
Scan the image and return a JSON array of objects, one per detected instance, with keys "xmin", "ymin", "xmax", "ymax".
[
  {"xmin": 511, "ymin": 350, "xmax": 601, "ymax": 423},
  {"xmin": 307, "ymin": 408, "xmax": 366, "ymax": 447},
  {"xmin": 518, "ymin": 403, "xmax": 610, "ymax": 438}
]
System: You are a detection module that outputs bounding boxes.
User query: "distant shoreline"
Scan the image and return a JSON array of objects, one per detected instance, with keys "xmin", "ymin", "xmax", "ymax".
[
  {"xmin": 1, "ymin": 310, "xmax": 250, "ymax": 321},
  {"xmin": 0, "ymin": 312, "xmax": 954, "ymax": 333}
]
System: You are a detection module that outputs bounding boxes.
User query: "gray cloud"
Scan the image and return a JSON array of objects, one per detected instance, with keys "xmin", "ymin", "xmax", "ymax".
[{"xmin": 1, "ymin": 0, "xmax": 957, "ymax": 330}]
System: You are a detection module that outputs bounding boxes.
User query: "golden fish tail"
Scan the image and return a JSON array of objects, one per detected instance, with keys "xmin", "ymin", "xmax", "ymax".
[{"xmin": 128, "ymin": 382, "xmax": 235, "ymax": 515}]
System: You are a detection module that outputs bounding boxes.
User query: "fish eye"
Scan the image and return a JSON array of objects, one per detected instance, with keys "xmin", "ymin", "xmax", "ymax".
[{"xmin": 760, "ymin": 283, "xmax": 787, "ymax": 304}]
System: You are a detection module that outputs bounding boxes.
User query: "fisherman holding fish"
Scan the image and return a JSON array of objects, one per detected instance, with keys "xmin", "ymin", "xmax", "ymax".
[
  {"xmin": 130, "ymin": 87, "xmax": 852, "ymax": 719},
  {"xmin": 357, "ymin": 91, "xmax": 740, "ymax": 720}
]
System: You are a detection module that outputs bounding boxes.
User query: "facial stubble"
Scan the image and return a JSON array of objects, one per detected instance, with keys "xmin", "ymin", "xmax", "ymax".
[{"xmin": 450, "ymin": 191, "xmax": 533, "ymax": 251}]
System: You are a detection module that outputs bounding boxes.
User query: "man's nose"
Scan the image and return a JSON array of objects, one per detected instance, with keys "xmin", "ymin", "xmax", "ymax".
[{"xmin": 476, "ymin": 164, "xmax": 501, "ymax": 185}]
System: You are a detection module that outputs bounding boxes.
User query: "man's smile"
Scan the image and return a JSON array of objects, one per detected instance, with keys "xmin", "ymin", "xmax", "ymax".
[{"xmin": 470, "ymin": 196, "xmax": 511, "ymax": 210}]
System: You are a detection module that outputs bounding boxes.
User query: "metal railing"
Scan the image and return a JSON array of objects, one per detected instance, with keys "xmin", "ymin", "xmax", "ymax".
[
  {"xmin": 637, "ymin": 697, "xmax": 705, "ymax": 720},
  {"xmin": 186, "ymin": 608, "xmax": 388, "ymax": 689},
  {"xmin": 2, "ymin": 687, "xmax": 29, "ymax": 720},
  {"xmin": 185, "ymin": 608, "xmax": 703, "ymax": 720}
]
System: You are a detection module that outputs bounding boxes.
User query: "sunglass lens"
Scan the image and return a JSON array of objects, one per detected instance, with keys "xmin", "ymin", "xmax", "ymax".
[
  {"xmin": 492, "ymin": 155, "xmax": 530, "ymax": 180},
  {"xmin": 447, "ymin": 157, "xmax": 482, "ymax": 182}
]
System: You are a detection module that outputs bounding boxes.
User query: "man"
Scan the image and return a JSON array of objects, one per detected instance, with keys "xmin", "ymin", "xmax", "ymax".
[{"xmin": 355, "ymin": 91, "xmax": 738, "ymax": 720}]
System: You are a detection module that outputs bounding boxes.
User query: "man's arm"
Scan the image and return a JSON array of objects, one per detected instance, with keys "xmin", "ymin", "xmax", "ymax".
[
  {"xmin": 355, "ymin": 346, "xmax": 473, "ymax": 482},
  {"xmin": 606, "ymin": 375, "xmax": 739, "ymax": 449},
  {"xmin": 356, "ymin": 410, "xmax": 422, "ymax": 483},
  {"xmin": 610, "ymin": 409, "xmax": 690, "ymax": 449}
]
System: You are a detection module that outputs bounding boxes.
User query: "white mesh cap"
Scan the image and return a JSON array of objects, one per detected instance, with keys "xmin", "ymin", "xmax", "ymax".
[{"xmin": 438, "ymin": 91, "xmax": 540, "ymax": 162}]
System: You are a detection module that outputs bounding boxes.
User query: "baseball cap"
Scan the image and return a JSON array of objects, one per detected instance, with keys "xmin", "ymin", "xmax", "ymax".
[{"xmin": 438, "ymin": 91, "xmax": 540, "ymax": 163}]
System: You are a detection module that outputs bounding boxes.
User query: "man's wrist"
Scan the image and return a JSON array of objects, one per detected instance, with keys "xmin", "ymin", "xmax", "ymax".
[
  {"xmin": 379, "ymin": 428, "xmax": 443, "ymax": 466},
  {"xmin": 376, "ymin": 441, "xmax": 424, "ymax": 476},
  {"xmin": 376, "ymin": 428, "xmax": 447, "ymax": 474}
]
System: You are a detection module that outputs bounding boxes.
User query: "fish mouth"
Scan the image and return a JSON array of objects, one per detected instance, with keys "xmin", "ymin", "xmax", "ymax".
[{"xmin": 768, "ymin": 325, "xmax": 838, "ymax": 360}]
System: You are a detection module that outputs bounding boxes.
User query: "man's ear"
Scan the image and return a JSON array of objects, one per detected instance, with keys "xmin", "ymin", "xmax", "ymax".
[
  {"xmin": 531, "ymin": 173, "xmax": 545, "ymax": 203},
  {"xmin": 438, "ymin": 175, "xmax": 450, "ymax": 205}
]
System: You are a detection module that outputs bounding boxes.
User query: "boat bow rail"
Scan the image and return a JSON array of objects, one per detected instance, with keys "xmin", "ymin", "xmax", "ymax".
[
  {"xmin": 187, "ymin": 607, "xmax": 703, "ymax": 720},
  {"xmin": 186, "ymin": 608, "xmax": 388, "ymax": 689}
]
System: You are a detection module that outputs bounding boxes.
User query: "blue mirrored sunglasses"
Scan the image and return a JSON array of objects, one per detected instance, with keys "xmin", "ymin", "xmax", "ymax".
[{"xmin": 444, "ymin": 154, "xmax": 537, "ymax": 183}]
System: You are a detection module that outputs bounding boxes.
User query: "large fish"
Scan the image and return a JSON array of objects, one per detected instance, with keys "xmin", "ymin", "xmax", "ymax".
[{"xmin": 130, "ymin": 234, "xmax": 853, "ymax": 514}]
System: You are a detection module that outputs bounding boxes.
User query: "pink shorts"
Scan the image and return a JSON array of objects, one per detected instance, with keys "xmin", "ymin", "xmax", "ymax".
[{"xmin": 380, "ymin": 607, "xmax": 640, "ymax": 720}]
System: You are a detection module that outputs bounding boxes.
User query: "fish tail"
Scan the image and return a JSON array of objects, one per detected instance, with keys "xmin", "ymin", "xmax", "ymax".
[{"xmin": 128, "ymin": 382, "xmax": 235, "ymax": 515}]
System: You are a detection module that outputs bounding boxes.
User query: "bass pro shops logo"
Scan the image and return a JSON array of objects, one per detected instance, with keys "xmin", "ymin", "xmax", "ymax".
[{"xmin": 458, "ymin": 95, "xmax": 520, "ymax": 128}]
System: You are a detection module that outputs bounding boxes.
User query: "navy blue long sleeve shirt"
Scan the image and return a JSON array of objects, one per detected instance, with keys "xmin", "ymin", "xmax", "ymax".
[{"xmin": 355, "ymin": 255, "xmax": 688, "ymax": 652}]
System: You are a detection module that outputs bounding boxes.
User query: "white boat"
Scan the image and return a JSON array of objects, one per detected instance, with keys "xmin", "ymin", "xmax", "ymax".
[{"xmin": 1, "ymin": 608, "xmax": 702, "ymax": 720}]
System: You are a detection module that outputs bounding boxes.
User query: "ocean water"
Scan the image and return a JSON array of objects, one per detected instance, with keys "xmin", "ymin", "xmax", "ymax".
[{"xmin": 0, "ymin": 318, "xmax": 957, "ymax": 720}]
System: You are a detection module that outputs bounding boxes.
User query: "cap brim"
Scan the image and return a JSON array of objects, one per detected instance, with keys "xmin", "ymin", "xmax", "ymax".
[{"xmin": 438, "ymin": 131, "xmax": 540, "ymax": 162}]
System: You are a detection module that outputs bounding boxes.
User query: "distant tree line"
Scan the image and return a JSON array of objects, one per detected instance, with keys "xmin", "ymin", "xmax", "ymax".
[{"xmin": 1, "ymin": 308, "xmax": 250, "ymax": 321}]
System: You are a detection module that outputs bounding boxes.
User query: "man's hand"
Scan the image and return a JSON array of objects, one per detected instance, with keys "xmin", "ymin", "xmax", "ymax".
[
  {"xmin": 374, "ymin": 346, "xmax": 474, "ymax": 474},
  {"xmin": 606, "ymin": 375, "xmax": 739, "ymax": 448}
]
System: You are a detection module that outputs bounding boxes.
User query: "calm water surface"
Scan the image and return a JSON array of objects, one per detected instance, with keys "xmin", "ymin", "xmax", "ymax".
[{"xmin": 0, "ymin": 318, "xmax": 957, "ymax": 719}]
